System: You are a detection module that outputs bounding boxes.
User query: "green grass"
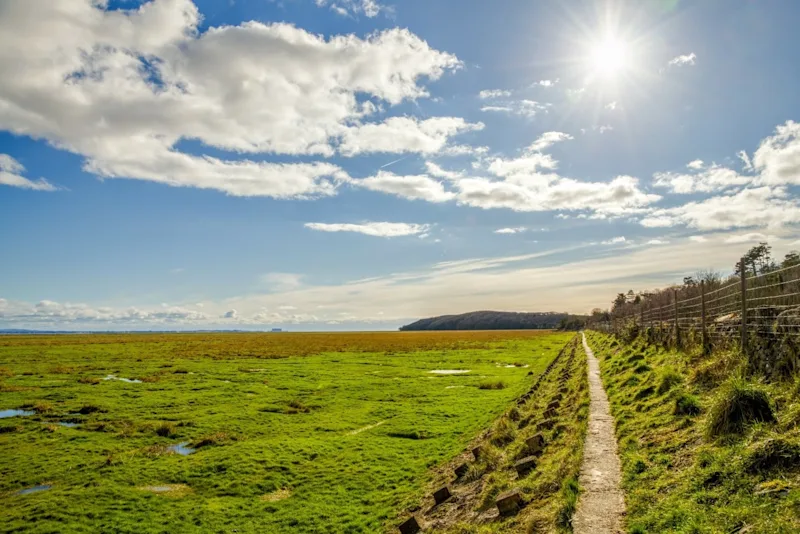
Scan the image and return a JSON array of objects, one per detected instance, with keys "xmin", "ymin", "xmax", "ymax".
[
  {"xmin": 587, "ymin": 331, "xmax": 800, "ymax": 534},
  {"xmin": 428, "ymin": 334, "xmax": 590, "ymax": 533},
  {"xmin": 0, "ymin": 331, "xmax": 572, "ymax": 533}
]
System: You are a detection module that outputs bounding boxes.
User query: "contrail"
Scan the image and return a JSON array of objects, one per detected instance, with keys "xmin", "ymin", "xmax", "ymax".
[{"xmin": 380, "ymin": 155, "xmax": 410, "ymax": 169}]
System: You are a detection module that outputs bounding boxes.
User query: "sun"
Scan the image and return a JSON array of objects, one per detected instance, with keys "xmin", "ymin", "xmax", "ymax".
[{"xmin": 588, "ymin": 37, "xmax": 630, "ymax": 77}]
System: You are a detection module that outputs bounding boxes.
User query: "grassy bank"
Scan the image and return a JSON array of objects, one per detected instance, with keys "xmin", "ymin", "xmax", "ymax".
[
  {"xmin": 408, "ymin": 334, "xmax": 590, "ymax": 533},
  {"xmin": 0, "ymin": 331, "xmax": 571, "ymax": 533},
  {"xmin": 586, "ymin": 331, "xmax": 800, "ymax": 533}
]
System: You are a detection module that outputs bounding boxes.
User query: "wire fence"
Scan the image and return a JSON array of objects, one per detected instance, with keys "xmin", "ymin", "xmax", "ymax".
[{"xmin": 594, "ymin": 257, "xmax": 800, "ymax": 375}]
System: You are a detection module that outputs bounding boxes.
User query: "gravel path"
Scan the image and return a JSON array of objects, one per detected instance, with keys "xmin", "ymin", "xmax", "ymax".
[{"xmin": 573, "ymin": 333, "xmax": 626, "ymax": 534}]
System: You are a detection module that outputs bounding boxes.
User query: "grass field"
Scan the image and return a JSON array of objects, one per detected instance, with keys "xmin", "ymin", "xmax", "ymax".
[
  {"xmin": 0, "ymin": 330, "xmax": 572, "ymax": 533},
  {"xmin": 587, "ymin": 331, "xmax": 800, "ymax": 534}
]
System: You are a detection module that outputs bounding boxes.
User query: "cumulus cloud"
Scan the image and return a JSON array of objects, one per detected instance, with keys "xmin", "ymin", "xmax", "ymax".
[
  {"xmin": 646, "ymin": 239, "xmax": 669, "ymax": 245},
  {"xmin": 686, "ymin": 159, "xmax": 705, "ymax": 170},
  {"xmin": 668, "ymin": 53, "xmax": 697, "ymax": 67},
  {"xmin": 653, "ymin": 163, "xmax": 752, "ymax": 194},
  {"xmin": 222, "ymin": 310, "xmax": 238, "ymax": 319},
  {"xmin": 533, "ymin": 79, "xmax": 558, "ymax": 87},
  {"xmin": 338, "ymin": 117, "xmax": 483, "ymax": 156},
  {"xmin": 354, "ymin": 171, "xmax": 455, "ymax": 202},
  {"xmin": 425, "ymin": 161, "xmax": 463, "ymax": 180},
  {"xmin": 602, "ymin": 236, "xmax": 627, "ymax": 245},
  {"xmin": 304, "ymin": 221, "xmax": 430, "ymax": 237},
  {"xmin": 640, "ymin": 186, "xmax": 800, "ymax": 230},
  {"xmin": 0, "ymin": 154, "xmax": 58, "ymax": 191},
  {"xmin": 0, "ymin": 0, "xmax": 462, "ymax": 197},
  {"xmin": 753, "ymin": 120, "xmax": 800, "ymax": 185}
]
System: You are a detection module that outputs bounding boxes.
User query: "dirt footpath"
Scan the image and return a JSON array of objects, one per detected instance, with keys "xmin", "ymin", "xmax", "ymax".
[{"xmin": 573, "ymin": 333, "xmax": 626, "ymax": 534}]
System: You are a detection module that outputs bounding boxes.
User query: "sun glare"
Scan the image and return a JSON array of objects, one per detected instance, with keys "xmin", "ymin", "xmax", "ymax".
[{"xmin": 589, "ymin": 37, "xmax": 630, "ymax": 77}]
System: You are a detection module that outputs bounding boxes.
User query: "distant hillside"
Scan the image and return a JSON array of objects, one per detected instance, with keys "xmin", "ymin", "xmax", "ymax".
[{"xmin": 399, "ymin": 311, "xmax": 583, "ymax": 331}]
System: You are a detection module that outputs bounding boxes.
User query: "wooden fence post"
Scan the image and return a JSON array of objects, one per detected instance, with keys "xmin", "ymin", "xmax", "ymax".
[
  {"xmin": 740, "ymin": 257, "xmax": 748, "ymax": 352},
  {"xmin": 674, "ymin": 289, "xmax": 680, "ymax": 348},
  {"xmin": 701, "ymin": 280, "xmax": 708, "ymax": 355}
]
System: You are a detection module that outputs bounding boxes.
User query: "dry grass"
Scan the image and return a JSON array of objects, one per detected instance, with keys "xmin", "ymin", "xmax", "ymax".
[{"xmin": 0, "ymin": 330, "xmax": 556, "ymax": 359}]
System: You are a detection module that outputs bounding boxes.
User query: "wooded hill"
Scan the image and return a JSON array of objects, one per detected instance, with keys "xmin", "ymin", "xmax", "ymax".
[{"xmin": 399, "ymin": 311, "xmax": 583, "ymax": 331}]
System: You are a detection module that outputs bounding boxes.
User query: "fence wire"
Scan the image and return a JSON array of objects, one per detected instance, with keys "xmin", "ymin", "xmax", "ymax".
[{"xmin": 600, "ymin": 260, "xmax": 800, "ymax": 354}]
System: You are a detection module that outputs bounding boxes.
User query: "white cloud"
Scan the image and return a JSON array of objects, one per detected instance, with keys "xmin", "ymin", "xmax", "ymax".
[
  {"xmin": 653, "ymin": 164, "xmax": 752, "ymax": 194},
  {"xmin": 598, "ymin": 125, "xmax": 614, "ymax": 134},
  {"xmin": 689, "ymin": 236, "xmax": 707, "ymax": 242},
  {"xmin": 479, "ymin": 89, "xmax": 512, "ymax": 99},
  {"xmin": 0, "ymin": 1, "xmax": 462, "ymax": 197},
  {"xmin": 602, "ymin": 236, "xmax": 626, "ymax": 245},
  {"xmin": 527, "ymin": 131, "xmax": 573, "ymax": 152},
  {"xmin": 304, "ymin": 221, "xmax": 430, "ymax": 237},
  {"xmin": 668, "ymin": 53, "xmax": 697, "ymax": 67},
  {"xmin": 724, "ymin": 232, "xmax": 776, "ymax": 244},
  {"xmin": 0, "ymin": 154, "xmax": 58, "ymax": 191},
  {"xmin": 315, "ymin": 0, "xmax": 386, "ymax": 17},
  {"xmin": 640, "ymin": 186, "xmax": 800, "ymax": 230},
  {"xmin": 338, "ymin": 117, "xmax": 483, "ymax": 156},
  {"xmin": 481, "ymin": 100, "xmax": 549, "ymax": 118},
  {"xmin": 533, "ymin": 79, "xmax": 558, "ymax": 87},
  {"xmin": 439, "ymin": 144, "xmax": 490, "ymax": 157},
  {"xmin": 425, "ymin": 161, "xmax": 463, "ymax": 180},
  {"xmin": 261, "ymin": 273, "xmax": 304, "ymax": 292},
  {"xmin": 5, "ymin": 232, "xmax": 776, "ymax": 328},
  {"xmin": 454, "ymin": 174, "xmax": 659, "ymax": 216},
  {"xmin": 738, "ymin": 150, "xmax": 753, "ymax": 172},
  {"xmin": 686, "ymin": 159, "xmax": 705, "ymax": 170},
  {"xmin": 494, "ymin": 227, "xmax": 527, "ymax": 234},
  {"xmin": 646, "ymin": 239, "xmax": 669, "ymax": 245},
  {"xmin": 354, "ymin": 171, "xmax": 455, "ymax": 202},
  {"xmin": 752, "ymin": 120, "xmax": 800, "ymax": 186},
  {"xmin": 605, "ymin": 101, "xmax": 618, "ymax": 110}
]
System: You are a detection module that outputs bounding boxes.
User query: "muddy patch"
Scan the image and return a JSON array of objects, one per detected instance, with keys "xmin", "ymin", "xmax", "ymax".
[
  {"xmin": 428, "ymin": 370, "xmax": 471, "ymax": 375},
  {"xmin": 261, "ymin": 488, "xmax": 291, "ymax": 502},
  {"xmin": 16, "ymin": 484, "xmax": 52, "ymax": 495},
  {"xmin": 0, "ymin": 409, "xmax": 34, "ymax": 419}
]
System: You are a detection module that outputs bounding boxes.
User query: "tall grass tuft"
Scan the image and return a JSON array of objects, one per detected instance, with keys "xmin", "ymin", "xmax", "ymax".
[
  {"xmin": 657, "ymin": 367, "xmax": 683, "ymax": 395},
  {"xmin": 555, "ymin": 477, "xmax": 580, "ymax": 530},
  {"xmin": 478, "ymin": 380, "xmax": 506, "ymax": 390},
  {"xmin": 706, "ymin": 377, "xmax": 775, "ymax": 437}
]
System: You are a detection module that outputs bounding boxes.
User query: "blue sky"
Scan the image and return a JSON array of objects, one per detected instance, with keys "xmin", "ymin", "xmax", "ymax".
[{"xmin": 1, "ymin": 0, "xmax": 799, "ymax": 330}]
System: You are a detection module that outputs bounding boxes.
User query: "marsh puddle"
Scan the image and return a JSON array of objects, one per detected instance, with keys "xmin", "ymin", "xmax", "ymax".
[
  {"xmin": 16, "ymin": 485, "xmax": 52, "ymax": 495},
  {"xmin": 167, "ymin": 442, "xmax": 196, "ymax": 456},
  {"xmin": 0, "ymin": 409, "xmax": 34, "ymax": 419},
  {"xmin": 103, "ymin": 375, "xmax": 142, "ymax": 383},
  {"xmin": 428, "ymin": 370, "xmax": 471, "ymax": 375},
  {"xmin": 139, "ymin": 484, "xmax": 191, "ymax": 496}
]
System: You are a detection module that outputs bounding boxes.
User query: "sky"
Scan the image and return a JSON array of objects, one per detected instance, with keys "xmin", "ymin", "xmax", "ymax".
[{"xmin": 1, "ymin": 0, "xmax": 799, "ymax": 331}]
